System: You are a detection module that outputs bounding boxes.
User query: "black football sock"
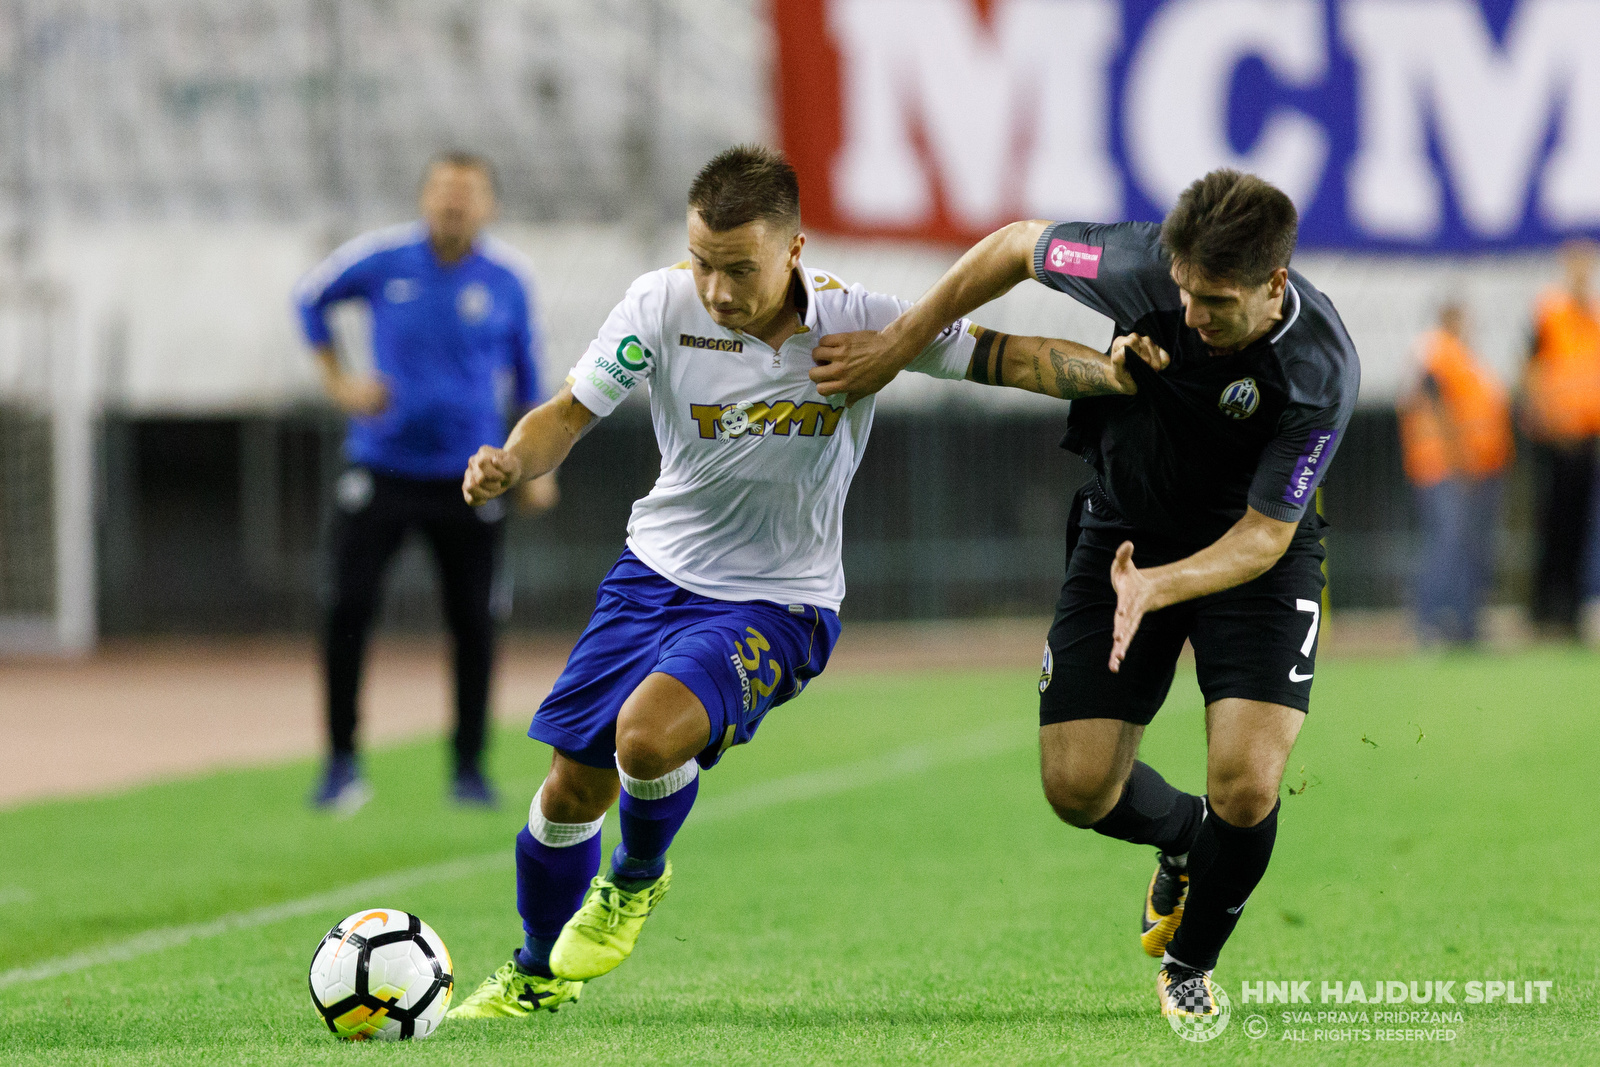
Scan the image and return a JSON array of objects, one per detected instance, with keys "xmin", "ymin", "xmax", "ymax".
[
  {"xmin": 1165, "ymin": 801, "xmax": 1280, "ymax": 972},
  {"xmin": 1090, "ymin": 761, "xmax": 1206, "ymax": 856}
]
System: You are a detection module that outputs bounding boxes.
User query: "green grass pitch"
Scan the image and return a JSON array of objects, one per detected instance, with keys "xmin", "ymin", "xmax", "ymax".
[{"xmin": 1, "ymin": 651, "xmax": 1596, "ymax": 1064}]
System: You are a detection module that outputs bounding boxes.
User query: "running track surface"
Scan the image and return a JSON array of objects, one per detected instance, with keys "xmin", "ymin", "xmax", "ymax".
[{"xmin": 0, "ymin": 619, "xmax": 1056, "ymax": 808}]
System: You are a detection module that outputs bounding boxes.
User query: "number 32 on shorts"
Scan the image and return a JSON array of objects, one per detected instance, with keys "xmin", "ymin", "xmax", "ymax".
[
  {"xmin": 734, "ymin": 628, "xmax": 783, "ymax": 700},
  {"xmin": 1291, "ymin": 598, "xmax": 1320, "ymax": 683}
]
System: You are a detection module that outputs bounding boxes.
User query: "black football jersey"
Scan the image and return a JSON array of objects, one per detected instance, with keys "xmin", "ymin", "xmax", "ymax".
[{"xmin": 1033, "ymin": 221, "xmax": 1360, "ymax": 550}]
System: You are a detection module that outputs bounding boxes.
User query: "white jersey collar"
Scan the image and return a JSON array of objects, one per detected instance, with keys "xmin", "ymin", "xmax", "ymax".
[{"xmin": 1267, "ymin": 282, "xmax": 1302, "ymax": 345}]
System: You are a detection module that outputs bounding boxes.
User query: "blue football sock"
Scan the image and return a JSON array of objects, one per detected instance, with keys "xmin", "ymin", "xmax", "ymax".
[
  {"xmin": 514, "ymin": 789, "xmax": 605, "ymax": 975},
  {"xmin": 612, "ymin": 758, "xmax": 699, "ymax": 883},
  {"xmin": 513, "ymin": 935, "xmax": 558, "ymax": 978}
]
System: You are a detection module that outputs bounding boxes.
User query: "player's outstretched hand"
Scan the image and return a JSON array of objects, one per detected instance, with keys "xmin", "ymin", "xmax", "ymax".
[
  {"xmin": 1108, "ymin": 540, "xmax": 1154, "ymax": 673},
  {"xmin": 1107, "ymin": 334, "xmax": 1171, "ymax": 394},
  {"xmin": 809, "ymin": 330, "xmax": 906, "ymax": 404},
  {"xmin": 463, "ymin": 445, "xmax": 522, "ymax": 506}
]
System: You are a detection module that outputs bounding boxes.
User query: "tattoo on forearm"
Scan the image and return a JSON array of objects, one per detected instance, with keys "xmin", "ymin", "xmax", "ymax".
[
  {"xmin": 974, "ymin": 330, "xmax": 1111, "ymax": 397},
  {"xmin": 1045, "ymin": 348, "xmax": 1110, "ymax": 398}
]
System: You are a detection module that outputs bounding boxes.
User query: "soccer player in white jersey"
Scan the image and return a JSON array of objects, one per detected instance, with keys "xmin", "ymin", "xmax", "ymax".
[{"xmin": 448, "ymin": 146, "xmax": 1167, "ymax": 1020}]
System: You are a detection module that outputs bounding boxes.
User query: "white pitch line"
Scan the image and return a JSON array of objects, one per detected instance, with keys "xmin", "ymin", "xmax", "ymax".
[
  {"xmin": 0, "ymin": 724, "xmax": 1031, "ymax": 991},
  {"xmin": 692, "ymin": 722, "xmax": 1028, "ymax": 822},
  {"xmin": 0, "ymin": 855, "xmax": 503, "ymax": 990}
]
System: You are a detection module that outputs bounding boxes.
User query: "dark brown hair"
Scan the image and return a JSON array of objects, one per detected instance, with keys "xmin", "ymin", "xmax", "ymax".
[
  {"xmin": 1160, "ymin": 169, "xmax": 1297, "ymax": 285},
  {"xmin": 425, "ymin": 151, "xmax": 496, "ymax": 192},
  {"xmin": 687, "ymin": 144, "xmax": 801, "ymax": 233}
]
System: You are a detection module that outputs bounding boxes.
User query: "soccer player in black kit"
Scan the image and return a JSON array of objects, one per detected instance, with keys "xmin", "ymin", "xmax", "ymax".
[{"xmin": 810, "ymin": 170, "xmax": 1360, "ymax": 1019}]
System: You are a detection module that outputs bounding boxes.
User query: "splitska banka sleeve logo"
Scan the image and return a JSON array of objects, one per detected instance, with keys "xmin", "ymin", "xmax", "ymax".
[
  {"xmin": 616, "ymin": 335, "xmax": 652, "ymax": 371},
  {"xmin": 583, "ymin": 336, "xmax": 652, "ymax": 404}
]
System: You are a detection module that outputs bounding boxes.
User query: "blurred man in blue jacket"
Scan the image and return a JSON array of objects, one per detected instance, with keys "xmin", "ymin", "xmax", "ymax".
[{"xmin": 294, "ymin": 152, "xmax": 555, "ymax": 812}]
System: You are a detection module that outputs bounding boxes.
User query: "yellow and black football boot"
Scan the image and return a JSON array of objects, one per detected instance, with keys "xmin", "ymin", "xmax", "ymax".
[
  {"xmin": 1157, "ymin": 960, "xmax": 1220, "ymax": 1018},
  {"xmin": 1140, "ymin": 851, "xmax": 1189, "ymax": 958}
]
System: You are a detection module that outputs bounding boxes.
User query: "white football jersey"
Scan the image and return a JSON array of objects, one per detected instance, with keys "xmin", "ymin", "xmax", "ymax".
[{"xmin": 567, "ymin": 262, "xmax": 976, "ymax": 611}]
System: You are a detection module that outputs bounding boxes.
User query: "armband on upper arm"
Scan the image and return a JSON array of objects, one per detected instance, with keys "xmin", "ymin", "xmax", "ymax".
[{"xmin": 966, "ymin": 328, "xmax": 1009, "ymax": 388}]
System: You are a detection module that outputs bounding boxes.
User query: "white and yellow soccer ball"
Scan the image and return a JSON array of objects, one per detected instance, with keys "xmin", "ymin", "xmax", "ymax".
[{"xmin": 308, "ymin": 908, "xmax": 453, "ymax": 1040}]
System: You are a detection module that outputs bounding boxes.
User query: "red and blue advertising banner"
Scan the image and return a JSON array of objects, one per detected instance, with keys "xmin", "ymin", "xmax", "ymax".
[{"xmin": 774, "ymin": 0, "xmax": 1600, "ymax": 250}]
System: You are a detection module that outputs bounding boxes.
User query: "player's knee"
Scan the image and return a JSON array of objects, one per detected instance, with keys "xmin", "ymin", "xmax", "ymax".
[
  {"xmin": 1040, "ymin": 768, "xmax": 1120, "ymax": 828},
  {"xmin": 537, "ymin": 779, "xmax": 609, "ymax": 824},
  {"xmin": 538, "ymin": 761, "xmax": 617, "ymax": 823},
  {"xmin": 615, "ymin": 674, "xmax": 709, "ymax": 780},
  {"xmin": 1206, "ymin": 777, "xmax": 1279, "ymax": 827},
  {"xmin": 613, "ymin": 728, "xmax": 682, "ymax": 783}
]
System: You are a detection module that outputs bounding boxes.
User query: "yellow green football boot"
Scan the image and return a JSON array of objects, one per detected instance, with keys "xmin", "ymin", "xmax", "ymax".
[
  {"xmin": 447, "ymin": 961, "xmax": 582, "ymax": 1019},
  {"xmin": 549, "ymin": 862, "xmax": 672, "ymax": 981}
]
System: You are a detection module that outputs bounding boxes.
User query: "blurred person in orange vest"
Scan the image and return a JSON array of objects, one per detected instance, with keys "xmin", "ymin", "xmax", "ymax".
[
  {"xmin": 1399, "ymin": 301, "xmax": 1513, "ymax": 645},
  {"xmin": 1520, "ymin": 239, "xmax": 1600, "ymax": 639}
]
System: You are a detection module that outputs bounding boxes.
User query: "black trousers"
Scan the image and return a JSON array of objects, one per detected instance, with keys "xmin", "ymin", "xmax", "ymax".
[
  {"xmin": 324, "ymin": 467, "xmax": 505, "ymax": 772},
  {"xmin": 1530, "ymin": 440, "xmax": 1597, "ymax": 630}
]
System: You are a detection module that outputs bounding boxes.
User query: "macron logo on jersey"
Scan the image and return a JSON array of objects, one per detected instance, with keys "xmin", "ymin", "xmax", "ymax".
[
  {"xmin": 1046, "ymin": 239, "xmax": 1103, "ymax": 278},
  {"xmin": 680, "ymin": 333, "xmax": 744, "ymax": 352},
  {"xmin": 1282, "ymin": 430, "xmax": 1340, "ymax": 505}
]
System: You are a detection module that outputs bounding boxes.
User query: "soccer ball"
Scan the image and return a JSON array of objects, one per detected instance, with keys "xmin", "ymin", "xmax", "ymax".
[{"xmin": 308, "ymin": 908, "xmax": 454, "ymax": 1040}]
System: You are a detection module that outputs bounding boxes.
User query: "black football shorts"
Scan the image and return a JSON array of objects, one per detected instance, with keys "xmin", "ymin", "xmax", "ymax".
[{"xmin": 1039, "ymin": 522, "xmax": 1327, "ymax": 727}]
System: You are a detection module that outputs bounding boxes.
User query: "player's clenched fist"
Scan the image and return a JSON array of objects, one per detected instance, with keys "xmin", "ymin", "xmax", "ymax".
[
  {"xmin": 463, "ymin": 445, "xmax": 522, "ymax": 505},
  {"xmin": 1110, "ymin": 333, "xmax": 1171, "ymax": 380},
  {"xmin": 809, "ymin": 329, "xmax": 906, "ymax": 403}
]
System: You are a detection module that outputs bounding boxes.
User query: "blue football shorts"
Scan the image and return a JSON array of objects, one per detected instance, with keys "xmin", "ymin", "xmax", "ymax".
[{"xmin": 529, "ymin": 549, "xmax": 842, "ymax": 769}]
